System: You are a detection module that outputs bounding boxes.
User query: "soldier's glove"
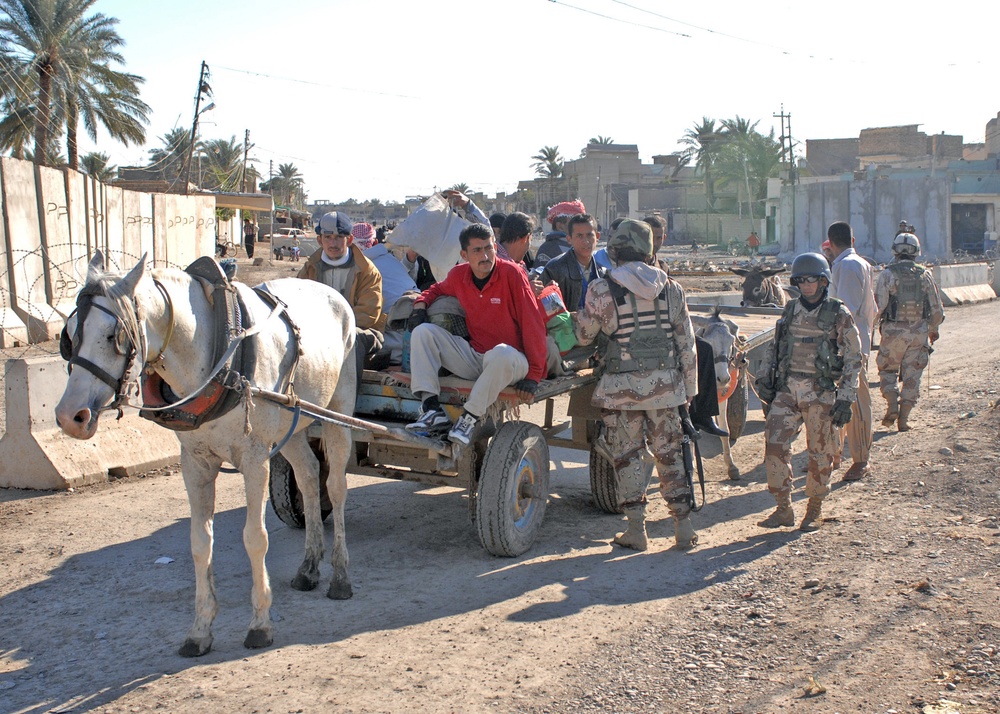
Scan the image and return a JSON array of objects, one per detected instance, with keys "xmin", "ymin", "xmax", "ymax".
[
  {"xmin": 830, "ymin": 399, "xmax": 853, "ymax": 428},
  {"xmin": 405, "ymin": 307, "xmax": 428, "ymax": 332}
]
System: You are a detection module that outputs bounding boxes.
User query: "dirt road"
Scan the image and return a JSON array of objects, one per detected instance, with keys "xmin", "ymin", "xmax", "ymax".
[{"xmin": 1, "ymin": 279, "xmax": 997, "ymax": 713}]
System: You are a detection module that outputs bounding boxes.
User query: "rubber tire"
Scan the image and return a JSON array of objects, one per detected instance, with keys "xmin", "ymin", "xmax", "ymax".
[
  {"xmin": 476, "ymin": 422, "xmax": 550, "ymax": 557},
  {"xmin": 589, "ymin": 442, "xmax": 622, "ymax": 514},
  {"xmin": 726, "ymin": 368, "xmax": 749, "ymax": 444},
  {"xmin": 268, "ymin": 451, "xmax": 332, "ymax": 529}
]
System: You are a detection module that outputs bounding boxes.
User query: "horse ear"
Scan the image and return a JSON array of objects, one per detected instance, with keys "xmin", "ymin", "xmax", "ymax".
[
  {"xmin": 118, "ymin": 258, "xmax": 146, "ymax": 297},
  {"xmin": 762, "ymin": 267, "xmax": 786, "ymax": 276},
  {"xmin": 86, "ymin": 251, "xmax": 105, "ymax": 284},
  {"xmin": 725, "ymin": 319, "xmax": 740, "ymax": 336},
  {"xmin": 730, "ymin": 268, "xmax": 749, "ymax": 277}
]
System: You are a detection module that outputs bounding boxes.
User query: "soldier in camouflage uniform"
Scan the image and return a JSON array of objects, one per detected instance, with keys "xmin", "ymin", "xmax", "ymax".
[
  {"xmin": 874, "ymin": 232, "xmax": 945, "ymax": 431},
  {"xmin": 574, "ymin": 219, "xmax": 699, "ymax": 550},
  {"xmin": 755, "ymin": 253, "xmax": 863, "ymax": 532}
]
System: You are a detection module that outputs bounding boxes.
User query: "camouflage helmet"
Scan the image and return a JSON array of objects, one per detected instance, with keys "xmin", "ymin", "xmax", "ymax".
[
  {"xmin": 892, "ymin": 232, "xmax": 921, "ymax": 256},
  {"xmin": 606, "ymin": 219, "xmax": 654, "ymax": 262},
  {"xmin": 790, "ymin": 252, "xmax": 832, "ymax": 282}
]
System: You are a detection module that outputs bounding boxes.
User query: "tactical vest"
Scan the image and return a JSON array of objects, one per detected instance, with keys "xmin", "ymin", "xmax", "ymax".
[
  {"xmin": 775, "ymin": 297, "xmax": 845, "ymax": 393},
  {"xmin": 885, "ymin": 262, "xmax": 930, "ymax": 322},
  {"xmin": 604, "ymin": 279, "xmax": 679, "ymax": 374}
]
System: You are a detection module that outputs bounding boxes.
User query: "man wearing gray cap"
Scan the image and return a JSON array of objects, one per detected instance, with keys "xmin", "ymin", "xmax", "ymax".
[{"xmin": 299, "ymin": 211, "xmax": 384, "ymax": 373}]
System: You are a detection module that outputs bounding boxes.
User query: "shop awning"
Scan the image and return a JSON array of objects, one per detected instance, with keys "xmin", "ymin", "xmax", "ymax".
[{"xmin": 211, "ymin": 192, "xmax": 274, "ymax": 212}]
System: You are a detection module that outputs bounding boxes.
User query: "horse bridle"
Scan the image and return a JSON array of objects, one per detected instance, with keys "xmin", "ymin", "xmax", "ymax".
[
  {"xmin": 60, "ymin": 288, "xmax": 137, "ymax": 417},
  {"xmin": 60, "ymin": 280, "xmax": 175, "ymax": 417}
]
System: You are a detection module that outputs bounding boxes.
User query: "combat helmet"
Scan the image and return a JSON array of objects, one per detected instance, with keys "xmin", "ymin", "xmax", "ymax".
[
  {"xmin": 790, "ymin": 252, "xmax": 832, "ymax": 283},
  {"xmin": 892, "ymin": 232, "xmax": 921, "ymax": 257},
  {"xmin": 606, "ymin": 219, "xmax": 654, "ymax": 263}
]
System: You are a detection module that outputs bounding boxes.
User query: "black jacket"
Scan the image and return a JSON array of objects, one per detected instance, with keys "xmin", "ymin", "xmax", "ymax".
[{"xmin": 540, "ymin": 249, "xmax": 606, "ymax": 312}]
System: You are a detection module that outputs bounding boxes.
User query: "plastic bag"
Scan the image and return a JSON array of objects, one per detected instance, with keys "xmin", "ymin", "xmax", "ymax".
[
  {"xmin": 536, "ymin": 283, "xmax": 577, "ymax": 355},
  {"xmin": 385, "ymin": 194, "xmax": 467, "ymax": 282}
]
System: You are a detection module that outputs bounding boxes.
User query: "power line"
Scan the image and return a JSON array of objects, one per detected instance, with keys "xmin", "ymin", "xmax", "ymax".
[
  {"xmin": 548, "ymin": 0, "xmax": 691, "ymax": 38},
  {"xmin": 212, "ymin": 64, "xmax": 418, "ymax": 100}
]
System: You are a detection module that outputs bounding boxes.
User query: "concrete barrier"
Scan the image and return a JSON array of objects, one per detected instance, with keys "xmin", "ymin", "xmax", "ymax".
[
  {"xmin": 929, "ymin": 262, "xmax": 997, "ymax": 307},
  {"xmin": 1, "ymin": 158, "xmax": 62, "ymax": 342},
  {"xmin": 0, "ymin": 356, "xmax": 180, "ymax": 490},
  {"xmin": 687, "ymin": 292, "xmax": 744, "ymax": 307}
]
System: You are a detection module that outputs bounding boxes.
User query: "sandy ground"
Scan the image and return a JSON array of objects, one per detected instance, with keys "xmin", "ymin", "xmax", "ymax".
[{"xmin": 1, "ymin": 253, "xmax": 998, "ymax": 714}]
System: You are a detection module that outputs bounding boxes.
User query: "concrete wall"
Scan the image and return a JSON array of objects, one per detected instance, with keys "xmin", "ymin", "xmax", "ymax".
[
  {"xmin": 779, "ymin": 175, "xmax": 951, "ymax": 262},
  {"xmin": 0, "ymin": 157, "xmax": 215, "ymax": 345}
]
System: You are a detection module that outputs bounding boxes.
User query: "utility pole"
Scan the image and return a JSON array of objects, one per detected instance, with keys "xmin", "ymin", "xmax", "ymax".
[
  {"xmin": 774, "ymin": 105, "xmax": 795, "ymax": 247},
  {"xmin": 182, "ymin": 61, "xmax": 212, "ymax": 194},
  {"xmin": 241, "ymin": 129, "xmax": 251, "ymax": 193}
]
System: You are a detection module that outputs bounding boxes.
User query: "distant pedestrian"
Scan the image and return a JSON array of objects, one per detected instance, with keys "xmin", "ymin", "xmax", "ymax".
[
  {"xmin": 243, "ymin": 217, "xmax": 256, "ymax": 259},
  {"xmin": 748, "ymin": 231, "xmax": 760, "ymax": 257}
]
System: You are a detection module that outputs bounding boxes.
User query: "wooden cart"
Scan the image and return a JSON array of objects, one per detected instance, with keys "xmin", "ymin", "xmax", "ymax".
[{"xmin": 268, "ymin": 305, "xmax": 778, "ymax": 557}]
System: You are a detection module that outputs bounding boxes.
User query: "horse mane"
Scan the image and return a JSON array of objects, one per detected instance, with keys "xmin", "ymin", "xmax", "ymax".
[{"xmin": 86, "ymin": 265, "xmax": 147, "ymax": 367}]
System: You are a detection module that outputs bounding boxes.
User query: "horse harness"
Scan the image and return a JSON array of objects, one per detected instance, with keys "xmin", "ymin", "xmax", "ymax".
[{"xmin": 61, "ymin": 257, "xmax": 301, "ymax": 430}]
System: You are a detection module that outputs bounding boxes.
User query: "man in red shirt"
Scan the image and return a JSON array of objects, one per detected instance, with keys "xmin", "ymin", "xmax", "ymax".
[{"xmin": 404, "ymin": 223, "xmax": 548, "ymax": 444}]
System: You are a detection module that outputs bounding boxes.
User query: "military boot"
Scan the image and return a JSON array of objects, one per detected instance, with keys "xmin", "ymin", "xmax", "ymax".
[
  {"xmin": 613, "ymin": 505, "xmax": 648, "ymax": 551},
  {"xmin": 881, "ymin": 394, "xmax": 899, "ymax": 428},
  {"xmin": 673, "ymin": 511, "xmax": 699, "ymax": 549},
  {"xmin": 798, "ymin": 497, "xmax": 823, "ymax": 532},
  {"xmin": 758, "ymin": 491, "xmax": 795, "ymax": 528},
  {"xmin": 897, "ymin": 402, "xmax": 914, "ymax": 432}
]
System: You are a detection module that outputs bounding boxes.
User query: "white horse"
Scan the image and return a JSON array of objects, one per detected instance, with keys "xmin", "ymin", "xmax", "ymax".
[
  {"xmin": 694, "ymin": 308, "xmax": 743, "ymax": 480},
  {"xmin": 55, "ymin": 253, "xmax": 357, "ymax": 657}
]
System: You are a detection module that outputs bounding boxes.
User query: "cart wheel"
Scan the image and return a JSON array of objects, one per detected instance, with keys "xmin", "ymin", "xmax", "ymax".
[
  {"xmin": 589, "ymin": 441, "xmax": 623, "ymax": 514},
  {"xmin": 476, "ymin": 422, "xmax": 550, "ymax": 557},
  {"xmin": 268, "ymin": 450, "xmax": 333, "ymax": 529},
  {"xmin": 726, "ymin": 368, "xmax": 749, "ymax": 444}
]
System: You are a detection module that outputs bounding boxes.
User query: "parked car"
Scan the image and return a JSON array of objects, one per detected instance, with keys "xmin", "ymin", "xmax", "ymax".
[{"xmin": 265, "ymin": 227, "xmax": 319, "ymax": 259}]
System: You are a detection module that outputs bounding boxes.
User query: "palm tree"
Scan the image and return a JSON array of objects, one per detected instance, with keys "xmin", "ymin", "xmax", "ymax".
[
  {"xmin": 531, "ymin": 145, "xmax": 563, "ymax": 179},
  {"xmin": 147, "ymin": 127, "xmax": 194, "ymax": 185},
  {"xmin": 80, "ymin": 149, "xmax": 113, "ymax": 180},
  {"xmin": 261, "ymin": 162, "xmax": 305, "ymax": 207},
  {"xmin": 200, "ymin": 135, "xmax": 243, "ymax": 191},
  {"xmin": 448, "ymin": 182, "xmax": 471, "ymax": 194},
  {"xmin": 680, "ymin": 118, "xmax": 723, "ymax": 210},
  {"xmin": 0, "ymin": 0, "xmax": 149, "ymax": 168},
  {"xmin": 588, "ymin": 135, "xmax": 614, "ymax": 145},
  {"xmin": 714, "ymin": 119, "xmax": 782, "ymax": 223}
]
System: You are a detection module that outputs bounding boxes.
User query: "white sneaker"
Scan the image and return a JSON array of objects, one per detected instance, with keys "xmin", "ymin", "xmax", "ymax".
[
  {"xmin": 406, "ymin": 408, "xmax": 451, "ymax": 434},
  {"xmin": 448, "ymin": 412, "xmax": 478, "ymax": 445}
]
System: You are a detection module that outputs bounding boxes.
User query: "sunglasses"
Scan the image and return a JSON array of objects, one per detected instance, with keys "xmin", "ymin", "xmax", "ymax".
[{"xmin": 791, "ymin": 275, "xmax": 822, "ymax": 286}]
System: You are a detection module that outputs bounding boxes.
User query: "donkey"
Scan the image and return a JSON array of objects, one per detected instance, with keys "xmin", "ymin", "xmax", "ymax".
[
  {"xmin": 731, "ymin": 265, "xmax": 794, "ymax": 307},
  {"xmin": 55, "ymin": 253, "xmax": 357, "ymax": 657},
  {"xmin": 693, "ymin": 307, "xmax": 743, "ymax": 480}
]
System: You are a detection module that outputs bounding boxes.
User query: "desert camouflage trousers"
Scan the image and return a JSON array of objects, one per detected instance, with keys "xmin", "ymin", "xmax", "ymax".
[
  {"xmin": 764, "ymin": 376, "xmax": 838, "ymax": 500},
  {"xmin": 877, "ymin": 323, "xmax": 931, "ymax": 406},
  {"xmin": 601, "ymin": 407, "xmax": 688, "ymax": 512}
]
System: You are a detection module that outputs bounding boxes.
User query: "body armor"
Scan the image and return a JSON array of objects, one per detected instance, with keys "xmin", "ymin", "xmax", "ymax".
[
  {"xmin": 775, "ymin": 298, "xmax": 845, "ymax": 393},
  {"xmin": 604, "ymin": 279, "xmax": 679, "ymax": 374},
  {"xmin": 884, "ymin": 262, "xmax": 930, "ymax": 323}
]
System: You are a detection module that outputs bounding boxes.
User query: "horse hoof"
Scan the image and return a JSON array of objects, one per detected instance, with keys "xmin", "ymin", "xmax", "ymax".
[
  {"xmin": 244, "ymin": 628, "xmax": 273, "ymax": 649},
  {"xmin": 728, "ymin": 469, "xmax": 742, "ymax": 481},
  {"xmin": 291, "ymin": 572, "xmax": 319, "ymax": 592},
  {"xmin": 327, "ymin": 580, "xmax": 354, "ymax": 600},
  {"xmin": 178, "ymin": 637, "xmax": 212, "ymax": 658}
]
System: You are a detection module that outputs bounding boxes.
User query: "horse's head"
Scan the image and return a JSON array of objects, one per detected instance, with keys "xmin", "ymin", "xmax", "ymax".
[
  {"xmin": 55, "ymin": 252, "xmax": 147, "ymax": 439},
  {"xmin": 696, "ymin": 307, "xmax": 740, "ymax": 389},
  {"xmin": 731, "ymin": 266, "xmax": 786, "ymax": 307}
]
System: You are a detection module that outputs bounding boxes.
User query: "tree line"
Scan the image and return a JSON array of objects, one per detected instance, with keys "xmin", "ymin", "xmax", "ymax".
[{"xmin": 531, "ymin": 119, "xmax": 783, "ymax": 219}]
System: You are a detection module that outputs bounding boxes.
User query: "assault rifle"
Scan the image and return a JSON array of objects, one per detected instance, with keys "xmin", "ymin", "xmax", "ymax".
[{"xmin": 679, "ymin": 405, "xmax": 706, "ymax": 512}]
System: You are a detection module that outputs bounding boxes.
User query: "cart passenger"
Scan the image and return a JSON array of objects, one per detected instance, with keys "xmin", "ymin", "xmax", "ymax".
[
  {"xmin": 404, "ymin": 223, "xmax": 548, "ymax": 446},
  {"xmin": 353, "ymin": 221, "xmax": 417, "ymax": 367},
  {"xmin": 298, "ymin": 211, "xmax": 384, "ymax": 373},
  {"xmin": 574, "ymin": 219, "xmax": 700, "ymax": 551}
]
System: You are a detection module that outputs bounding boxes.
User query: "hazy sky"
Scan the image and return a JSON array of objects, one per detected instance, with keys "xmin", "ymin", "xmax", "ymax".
[{"xmin": 79, "ymin": 0, "xmax": 998, "ymax": 204}]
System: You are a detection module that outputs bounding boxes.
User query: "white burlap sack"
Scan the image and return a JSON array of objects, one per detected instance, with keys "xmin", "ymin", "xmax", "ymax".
[{"xmin": 386, "ymin": 194, "xmax": 466, "ymax": 281}]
